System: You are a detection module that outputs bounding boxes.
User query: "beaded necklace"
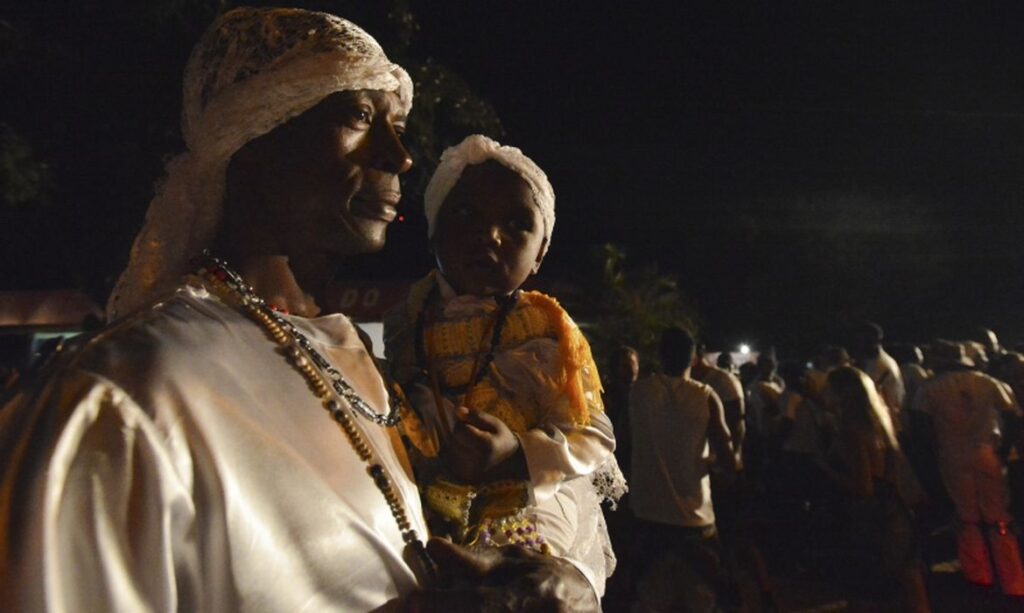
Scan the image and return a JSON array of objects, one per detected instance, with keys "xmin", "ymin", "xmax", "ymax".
[
  {"xmin": 413, "ymin": 282, "xmax": 520, "ymax": 398},
  {"xmin": 196, "ymin": 254, "xmax": 436, "ymax": 583},
  {"xmin": 201, "ymin": 254, "xmax": 402, "ymax": 427}
]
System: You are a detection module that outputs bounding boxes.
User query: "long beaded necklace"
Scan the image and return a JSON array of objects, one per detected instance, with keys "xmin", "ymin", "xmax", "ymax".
[
  {"xmin": 413, "ymin": 282, "xmax": 520, "ymax": 398},
  {"xmin": 196, "ymin": 253, "xmax": 436, "ymax": 583},
  {"xmin": 410, "ymin": 282, "xmax": 547, "ymax": 553},
  {"xmin": 412, "ymin": 282, "xmax": 518, "ymax": 437},
  {"xmin": 202, "ymin": 253, "xmax": 401, "ymax": 427}
]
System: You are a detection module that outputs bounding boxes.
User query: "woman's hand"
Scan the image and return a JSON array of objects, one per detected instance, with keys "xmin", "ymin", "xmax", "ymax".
[
  {"xmin": 446, "ymin": 406, "xmax": 524, "ymax": 484},
  {"xmin": 402, "ymin": 538, "xmax": 598, "ymax": 612}
]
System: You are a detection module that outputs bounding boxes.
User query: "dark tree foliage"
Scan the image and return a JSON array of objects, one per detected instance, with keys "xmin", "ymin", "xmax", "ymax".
[
  {"xmin": 0, "ymin": 0, "xmax": 502, "ymax": 300},
  {"xmin": 566, "ymin": 243, "xmax": 702, "ymax": 377}
]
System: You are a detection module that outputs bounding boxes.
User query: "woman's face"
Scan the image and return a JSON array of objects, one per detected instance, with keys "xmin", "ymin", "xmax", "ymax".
[
  {"xmin": 432, "ymin": 161, "xmax": 547, "ymax": 297},
  {"xmin": 229, "ymin": 89, "xmax": 412, "ymax": 258}
]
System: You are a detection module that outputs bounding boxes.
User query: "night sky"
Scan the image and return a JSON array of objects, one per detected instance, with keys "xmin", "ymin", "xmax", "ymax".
[
  {"xmin": 407, "ymin": 2, "xmax": 1024, "ymax": 353},
  {"xmin": 3, "ymin": 2, "xmax": 1024, "ymax": 356}
]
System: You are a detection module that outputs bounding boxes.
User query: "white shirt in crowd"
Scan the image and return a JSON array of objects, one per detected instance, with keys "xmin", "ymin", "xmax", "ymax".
[
  {"xmin": 629, "ymin": 373, "xmax": 720, "ymax": 528},
  {"xmin": 861, "ymin": 349, "xmax": 906, "ymax": 428}
]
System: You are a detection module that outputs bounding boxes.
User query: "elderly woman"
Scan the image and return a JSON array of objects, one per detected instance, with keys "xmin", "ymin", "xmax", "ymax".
[{"xmin": 0, "ymin": 8, "xmax": 596, "ymax": 611}]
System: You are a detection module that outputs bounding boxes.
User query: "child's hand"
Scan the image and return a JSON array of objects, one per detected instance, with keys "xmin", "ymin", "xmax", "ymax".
[{"xmin": 446, "ymin": 406, "xmax": 524, "ymax": 484}]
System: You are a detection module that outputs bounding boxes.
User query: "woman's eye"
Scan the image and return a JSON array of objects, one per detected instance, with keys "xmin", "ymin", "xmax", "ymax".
[{"xmin": 349, "ymin": 107, "xmax": 372, "ymax": 124}]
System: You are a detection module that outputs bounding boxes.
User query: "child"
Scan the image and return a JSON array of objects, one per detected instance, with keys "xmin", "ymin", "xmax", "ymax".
[{"xmin": 385, "ymin": 135, "xmax": 624, "ymax": 589}]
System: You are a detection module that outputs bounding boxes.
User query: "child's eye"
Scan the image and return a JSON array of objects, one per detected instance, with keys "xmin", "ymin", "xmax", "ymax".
[{"xmin": 508, "ymin": 217, "xmax": 533, "ymax": 232}]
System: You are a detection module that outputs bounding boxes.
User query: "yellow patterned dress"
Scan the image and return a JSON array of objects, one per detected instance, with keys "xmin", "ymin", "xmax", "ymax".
[{"xmin": 384, "ymin": 272, "xmax": 623, "ymax": 578}]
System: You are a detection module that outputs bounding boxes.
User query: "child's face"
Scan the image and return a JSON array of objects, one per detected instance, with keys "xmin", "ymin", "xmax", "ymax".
[{"xmin": 433, "ymin": 161, "xmax": 547, "ymax": 297}]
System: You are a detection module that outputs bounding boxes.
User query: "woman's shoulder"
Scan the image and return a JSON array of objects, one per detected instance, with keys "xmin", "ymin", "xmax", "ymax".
[{"xmin": 36, "ymin": 282, "xmax": 273, "ymax": 412}]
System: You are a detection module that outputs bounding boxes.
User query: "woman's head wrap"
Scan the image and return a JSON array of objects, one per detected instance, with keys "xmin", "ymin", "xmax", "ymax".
[
  {"xmin": 107, "ymin": 7, "xmax": 412, "ymax": 319},
  {"xmin": 424, "ymin": 135, "xmax": 555, "ymax": 258}
]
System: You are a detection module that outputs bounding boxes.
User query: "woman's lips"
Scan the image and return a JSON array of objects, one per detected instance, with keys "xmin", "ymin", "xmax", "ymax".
[{"xmin": 351, "ymin": 191, "xmax": 400, "ymax": 222}]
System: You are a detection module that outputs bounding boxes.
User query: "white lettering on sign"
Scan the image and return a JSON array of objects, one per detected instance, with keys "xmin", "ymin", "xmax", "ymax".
[{"xmin": 339, "ymin": 289, "xmax": 359, "ymax": 308}]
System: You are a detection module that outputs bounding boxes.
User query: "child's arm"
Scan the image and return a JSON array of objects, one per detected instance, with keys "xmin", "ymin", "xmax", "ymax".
[
  {"xmin": 517, "ymin": 397, "xmax": 616, "ymax": 503},
  {"xmin": 444, "ymin": 403, "xmax": 616, "ymax": 504},
  {"xmin": 490, "ymin": 304, "xmax": 616, "ymax": 503}
]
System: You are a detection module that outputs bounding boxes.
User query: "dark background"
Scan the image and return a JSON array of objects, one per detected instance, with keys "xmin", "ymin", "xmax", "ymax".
[{"xmin": 2, "ymin": 1, "xmax": 1023, "ymax": 356}]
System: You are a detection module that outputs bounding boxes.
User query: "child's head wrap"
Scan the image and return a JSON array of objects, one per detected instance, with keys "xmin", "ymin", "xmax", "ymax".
[
  {"xmin": 424, "ymin": 135, "xmax": 555, "ymax": 258},
  {"xmin": 107, "ymin": 7, "xmax": 412, "ymax": 319}
]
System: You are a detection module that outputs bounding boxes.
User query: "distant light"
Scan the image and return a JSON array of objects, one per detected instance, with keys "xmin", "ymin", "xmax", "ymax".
[
  {"xmin": 739, "ymin": 344, "xmax": 751, "ymax": 355},
  {"xmin": 398, "ymin": 215, "xmax": 406, "ymax": 222}
]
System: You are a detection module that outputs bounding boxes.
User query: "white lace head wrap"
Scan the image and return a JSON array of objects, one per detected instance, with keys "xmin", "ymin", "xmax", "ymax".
[
  {"xmin": 424, "ymin": 135, "xmax": 555, "ymax": 258},
  {"xmin": 107, "ymin": 7, "xmax": 413, "ymax": 319}
]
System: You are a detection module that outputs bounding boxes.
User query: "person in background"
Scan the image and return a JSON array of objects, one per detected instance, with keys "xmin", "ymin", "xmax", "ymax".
[
  {"xmin": 915, "ymin": 340, "xmax": 1024, "ymax": 597},
  {"xmin": 629, "ymin": 327, "xmax": 740, "ymax": 611},
  {"xmin": 605, "ymin": 344, "xmax": 640, "ymax": 477},
  {"xmin": 745, "ymin": 353, "xmax": 783, "ymax": 481},
  {"xmin": 694, "ymin": 342, "xmax": 746, "ymax": 467},
  {"xmin": 717, "ymin": 350, "xmax": 738, "ymax": 375},
  {"xmin": 777, "ymin": 361, "xmax": 824, "ymax": 486},
  {"xmin": 696, "ymin": 343, "xmax": 778, "ymax": 609},
  {"xmin": 805, "ymin": 345, "xmax": 851, "ymax": 409},
  {"xmin": 958, "ymin": 326, "xmax": 1005, "ymax": 375},
  {"xmin": 821, "ymin": 366, "xmax": 930, "ymax": 613},
  {"xmin": 988, "ymin": 352, "xmax": 1024, "ymax": 529},
  {"xmin": 890, "ymin": 344, "xmax": 931, "ymax": 417},
  {"xmin": 851, "ymin": 322, "xmax": 906, "ymax": 438}
]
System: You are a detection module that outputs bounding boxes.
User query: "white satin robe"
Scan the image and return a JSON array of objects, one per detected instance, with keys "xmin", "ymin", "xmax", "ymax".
[{"xmin": 0, "ymin": 280, "xmax": 427, "ymax": 612}]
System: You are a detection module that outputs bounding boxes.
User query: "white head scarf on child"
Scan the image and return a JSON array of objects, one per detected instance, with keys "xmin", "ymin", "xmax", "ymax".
[
  {"xmin": 423, "ymin": 135, "xmax": 555, "ymax": 258},
  {"xmin": 107, "ymin": 7, "xmax": 413, "ymax": 320}
]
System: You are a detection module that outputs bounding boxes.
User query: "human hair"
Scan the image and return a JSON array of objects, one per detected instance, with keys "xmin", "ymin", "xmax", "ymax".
[
  {"xmin": 826, "ymin": 365, "xmax": 898, "ymax": 450},
  {"xmin": 738, "ymin": 362, "xmax": 758, "ymax": 386},
  {"xmin": 756, "ymin": 353, "xmax": 777, "ymax": 378},
  {"xmin": 887, "ymin": 343, "xmax": 922, "ymax": 366},
  {"xmin": 659, "ymin": 327, "xmax": 695, "ymax": 376},
  {"xmin": 607, "ymin": 345, "xmax": 640, "ymax": 387},
  {"xmin": 818, "ymin": 345, "xmax": 851, "ymax": 369},
  {"xmin": 609, "ymin": 345, "xmax": 639, "ymax": 370},
  {"xmin": 778, "ymin": 360, "xmax": 808, "ymax": 394},
  {"xmin": 851, "ymin": 321, "xmax": 884, "ymax": 359}
]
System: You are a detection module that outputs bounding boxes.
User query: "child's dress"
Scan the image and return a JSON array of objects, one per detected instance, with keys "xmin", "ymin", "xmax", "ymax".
[{"xmin": 384, "ymin": 271, "xmax": 626, "ymax": 593}]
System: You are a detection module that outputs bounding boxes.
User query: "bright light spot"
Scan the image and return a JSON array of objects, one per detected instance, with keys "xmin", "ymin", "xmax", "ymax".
[{"xmin": 739, "ymin": 344, "xmax": 751, "ymax": 355}]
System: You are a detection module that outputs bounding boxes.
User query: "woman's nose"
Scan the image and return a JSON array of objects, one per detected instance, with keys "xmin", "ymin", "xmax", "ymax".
[{"xmin": 371, "ymin": 123, "xmax": 413, "ymax": 174}]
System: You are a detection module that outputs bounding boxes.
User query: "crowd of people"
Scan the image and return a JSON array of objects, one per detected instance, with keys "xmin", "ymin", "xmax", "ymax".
[{"xmin": 602, "ymin": 322, "xmax": 1024, "ymax": 611}]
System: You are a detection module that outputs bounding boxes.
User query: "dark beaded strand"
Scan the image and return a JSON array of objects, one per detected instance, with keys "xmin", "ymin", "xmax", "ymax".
[
  {"xmin": 200, "ymin": 253, "xmax": 402, "ymax": 427},
  {"xmin": 413, "ymin": 283, "xmax": 520, "ymax": 393}
]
